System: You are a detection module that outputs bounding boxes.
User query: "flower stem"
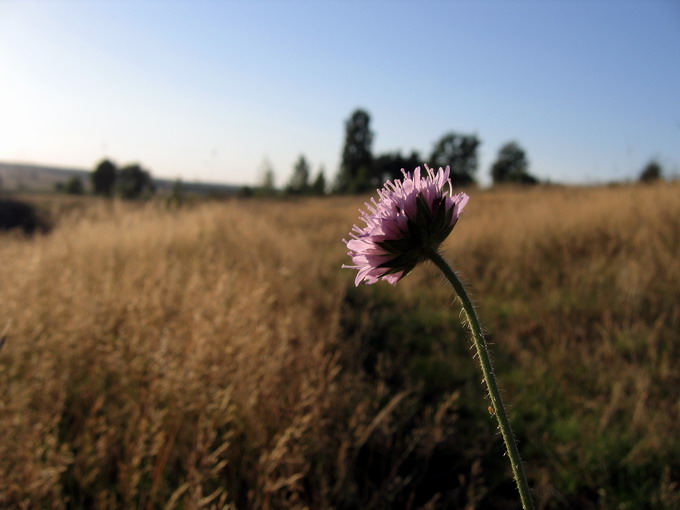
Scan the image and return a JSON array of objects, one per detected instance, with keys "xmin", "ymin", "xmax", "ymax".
[{"xmin": 426, "ymin": 249, "xmax": 534, "ymax": 510}]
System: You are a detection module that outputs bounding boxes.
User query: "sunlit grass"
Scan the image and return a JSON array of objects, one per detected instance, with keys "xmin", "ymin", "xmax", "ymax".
[{"xmin": 1, "ymin": 181, "xmax": 679, "ymax": 509}]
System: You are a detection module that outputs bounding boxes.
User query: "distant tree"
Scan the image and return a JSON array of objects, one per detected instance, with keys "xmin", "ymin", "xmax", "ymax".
[
  {"xmin": 65, "ymin": 176, "xmax": 84, "ymax": 195},
  {"xmin": 429, "ymin": 132, "xmax": 480, "ymax": 186},
  {"xmin": 490, "ymin": 141, "xmax": 538, "ymax": 185},
  {"xmin": 91, "ymin": 159, "xmax": 118, "ymax": 196},
  {"xmin": 311, "ymin": 168, "xmax": 327, "ymax": 195},
  {"xmin": 374, "ymin": 150, "xmax": 422, "ymax": 183},
  {"xmin": 335, "ymin": 108, "xmax": 374, "ymax": 193},
  {"xmin": 521, "ymin": 173, "xmax": 538, "ymax": 185},
  {"xmin": 167, "ymin": 179, "xmax": 186, "ymax": 207},
  {"xmin": 639, "ymin": 160, "xmax": 663, "ymax": 183},
  {"xmin": 257, "ymin": 159, "xmax": 277, "ymax": 196},
  {"xmin": 116, "ymin": 164, "xmax": 155, "ymax": 199},
  {"xmin": 238, "ymin": 186, "xmax": 254, "ymax": 198},
  {"xmin": 262, "ymin": 169, "xmax": 275, "ymax": 193},
  {"xmin": 286, "ymin": 155, "xmax": 311, "ymax": 195},
  {"xmin": 172, "ymin": 178, "xmax": 185, "ymax": 197}
]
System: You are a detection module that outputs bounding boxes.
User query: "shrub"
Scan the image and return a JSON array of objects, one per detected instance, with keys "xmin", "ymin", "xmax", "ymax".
[{"xmin": 0, "ymin": 198, "xmax": 50, "ymax": 234}]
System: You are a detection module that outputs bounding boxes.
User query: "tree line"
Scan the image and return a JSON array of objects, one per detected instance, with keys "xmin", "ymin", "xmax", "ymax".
[
  {"xmin": 56, "ymin": 108, "xmax": 666, "ymax": 200},
  {"xmin": 91, "ymin": 160, "xmax": 155, "ymax": 199},
  {"xmin": 268, "ymin": 108, "xmax": 665, "ymax": 196},
  {"xmin": 263, "ymin": 108, "xmax": 537, "ymax": 196},
  {"xmin": 332, "ymin": 108, "xmax": 536, "ymax": 193},
  {"xmin": 56, "ymin": 159, "xmax": 156, "ymax": 199}
]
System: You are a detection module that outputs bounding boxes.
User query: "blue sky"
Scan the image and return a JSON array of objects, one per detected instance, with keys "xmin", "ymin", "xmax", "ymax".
[{"xmin": 1, "ymin": 0, "xmax": 679, "ymax": 186}]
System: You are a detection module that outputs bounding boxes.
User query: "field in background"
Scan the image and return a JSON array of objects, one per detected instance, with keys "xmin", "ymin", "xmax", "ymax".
[{"xmin": 1, "ymin": 182, "xmax": 679, "ymax": 509}]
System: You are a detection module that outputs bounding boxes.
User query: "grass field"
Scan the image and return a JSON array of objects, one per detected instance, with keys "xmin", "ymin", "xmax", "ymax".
[{"xmin": 1, "ymin": 182, "xmax": 679, "ymax": 509}]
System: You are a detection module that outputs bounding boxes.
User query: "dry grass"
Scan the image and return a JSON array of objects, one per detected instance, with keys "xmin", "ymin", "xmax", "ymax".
[{"xmin": 1, "ymin": 181, "xmax": 679, "ymax": 509}]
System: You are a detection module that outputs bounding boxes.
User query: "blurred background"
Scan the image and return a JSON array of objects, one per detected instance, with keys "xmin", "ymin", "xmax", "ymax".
[{"xmin": 1, "ymin": 2, "xmax": 680, "ymax": 509}]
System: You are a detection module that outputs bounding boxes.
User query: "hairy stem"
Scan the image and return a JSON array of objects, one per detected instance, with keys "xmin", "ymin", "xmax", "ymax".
[{"xmin": 426, "ymin": 249, "xmax": 534, "ymax": 510}]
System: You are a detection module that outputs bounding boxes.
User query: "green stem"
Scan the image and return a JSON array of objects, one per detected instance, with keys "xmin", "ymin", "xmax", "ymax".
[{"xmin": 426, "ymin": 249, "xmax": 534, "ymax": 510}]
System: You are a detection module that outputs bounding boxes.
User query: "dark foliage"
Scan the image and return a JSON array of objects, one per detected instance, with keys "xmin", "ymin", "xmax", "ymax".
[
  {"xmin": 430, "ymin": 133, "xmax": 480, "ymax": 186},
  {"xmin": 286, "ymin": 155, "xmax": 311, "ymax": 195},
  {"xmin": 116, "ymin": 164, "xmax": 155, "ymax": 199},
  {"xmin": 335, "ymin": 109, "xmax": 375, "ymax": 193},
  {"xmin": 639, "ymin": 160, "xmax": 663, "ymax": 183},
  {"xmin": 91, "ymin": 159, "xmax": 118, "ymax": 196},
  {"xmin": 338, "ymin": 284, "xmax": 517, "ymax": 509},
  {"xmin": 65, "ymin": 176, "xmax": 85, "ymax": 195},
  {"xmin": 490, "ymin": 142, "xmax": 538, "ymax": 185},
  {"xmin": 374, "ymin": 151, "xmax": 422, "ymax": 183},
  {"xmin": 311, "ymin": 169, "xmax": 327, "ymax": 195},
  {"xmin": 0, "ymin": 199, "xmax": 50, "ymax": 234}
]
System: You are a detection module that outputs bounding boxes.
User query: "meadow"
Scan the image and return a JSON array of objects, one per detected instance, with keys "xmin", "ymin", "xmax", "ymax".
[{"xmin": 1, "ymin": 182, "xmax": 679, "ymax": 509}]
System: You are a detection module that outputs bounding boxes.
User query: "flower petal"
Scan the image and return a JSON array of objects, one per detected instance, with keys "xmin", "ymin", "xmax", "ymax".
[{"xmin": 343, "ymin": 165, "xmax": 468, "ymax": 286}]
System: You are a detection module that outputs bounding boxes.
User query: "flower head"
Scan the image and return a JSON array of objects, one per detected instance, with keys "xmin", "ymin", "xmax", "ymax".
[{"xmin": 343, "ymin": 165, "xmax": 469, "ymax": 286}]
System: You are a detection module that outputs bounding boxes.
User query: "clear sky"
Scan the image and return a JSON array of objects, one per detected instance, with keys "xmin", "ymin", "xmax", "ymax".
[{"xmin": 1, "ymin": 0, "xmax": 679, "ymax": 187}]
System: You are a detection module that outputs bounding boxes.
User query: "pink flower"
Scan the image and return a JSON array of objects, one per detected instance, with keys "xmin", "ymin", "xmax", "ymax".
[{"xmin": 343, "ymin": 165, "xmax": 469, "ymax": 286}]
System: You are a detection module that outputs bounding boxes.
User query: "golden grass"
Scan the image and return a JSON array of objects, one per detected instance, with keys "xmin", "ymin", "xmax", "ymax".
[{"xmin": 1, "ymin": 181, "xmax": 679, "ymax": 509}]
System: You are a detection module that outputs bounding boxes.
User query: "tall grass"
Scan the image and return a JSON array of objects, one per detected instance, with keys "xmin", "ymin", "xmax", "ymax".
[{"xmin": 1, "ymin": 182, "xmax": 678, "ymax": 509}]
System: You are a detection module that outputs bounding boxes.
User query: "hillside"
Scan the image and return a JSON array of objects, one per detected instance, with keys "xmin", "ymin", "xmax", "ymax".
[{"xmin": 0, "ymin": 162, "xmax": 241, "ymax": 195}]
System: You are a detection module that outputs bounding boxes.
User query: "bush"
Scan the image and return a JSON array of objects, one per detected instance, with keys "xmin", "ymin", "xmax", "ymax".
[
  {"xmin": 0, "ymin": 199, "xmax": 50, "ymax": 234},
  {"xmin": 639, "ymin": 160, "xmax": 663, "ymax": 183}
]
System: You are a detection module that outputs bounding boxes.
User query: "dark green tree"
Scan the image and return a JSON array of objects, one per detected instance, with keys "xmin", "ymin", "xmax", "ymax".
[
  {"xmin": 639, "ymin": 160, "xmax": 663, "ymax": 183},
  {"xmin": 374, "ymin": 150, "xmax": 422, "ymax": 183},
  {"xmin": 91, "ymin": 159, "xmax": 118, "ymax": 196},
  {"xmin": 286, "ymin": 155, "xmax": 311, "ymax": 195},
  {"xmin": 311, "ymin": 168, "xmax": 326, "ymax": 195},
  {"xmin": 238, "ymin": 186, "xmax": 254, "ymax": 198},
  {"xmin": 490, "ymin": 141, "xmax": 537, "ymax": 185},
  {"xmin": 429, "ymin": 132, "xmax": 480, "ymax": 186},
  {"xmin": 335, "ymin": 108, "xmax": 374, "ymax": 193},
  {"xmin": 65, "ymin": 176, "xmax": 84, "ymax": 195},
  {"xmin": 116, "ymin": 164, "xmax": 155, "ymax": 199}
]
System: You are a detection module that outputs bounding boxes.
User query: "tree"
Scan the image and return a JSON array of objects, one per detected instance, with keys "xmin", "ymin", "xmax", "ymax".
[
  {"xmin": 91, "ymin": 159, "xmax": 118, "ymax": 196},
  {"xmin": 373, "ymin": 150, "xmax": 422, "ymax": 183},
  {"xmin": 639, "ymin": 160, "xmax": 662, "ymax": 183},
  {"xmin": 262, "ymin": 169, "xmax": 275, "ymax": 193},
  {"xmin": 256, "ymin": 158, "xmax": 277, "ymax": 196},
  {"xmin": 116, "ymin": 164, "xmax": 155, "ymax": 199},
  {"xmin": 335, "ymin": 108, "xmax": 374, "ymax": 193},
  {"xmin": 490, "ymin": 141, "xmax": 537, "ymax": 185},
  {"xmin": 286, "ymin": 155, "xmax": 311, "ymax": 195},
  {"xmin": 65, "ymin": 176, "xmax": 84, "ymax": 195},
  {"xmin": 429, "ymin": 132, "xmax": 480, "ymax": 186},
  {"xmin": 311, "ymin": 168, "xmax": 327, "ymax": 195},
  {"xmin": 238, "ymin": 186, "xmax": 254, "ymax": 198},
  {"xmin": 167, "ymin": 179, "xmax": 186, "ymax": 207}
]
